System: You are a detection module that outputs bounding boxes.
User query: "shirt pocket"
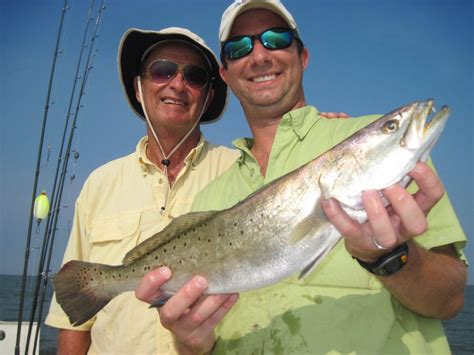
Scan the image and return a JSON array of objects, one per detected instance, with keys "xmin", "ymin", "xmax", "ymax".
[{"xmin": 88, "ymin": 212, "xmax": 142, "ymax": 264}]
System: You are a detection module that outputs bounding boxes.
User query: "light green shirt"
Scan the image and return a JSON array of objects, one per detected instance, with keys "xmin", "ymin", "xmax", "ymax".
[{"xmin": 192, "ymin": 106, "xmax": 467, "ymax": 354}]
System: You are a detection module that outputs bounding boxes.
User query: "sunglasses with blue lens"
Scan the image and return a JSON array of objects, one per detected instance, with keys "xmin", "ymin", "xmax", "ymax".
[{"xmin": 222, "ymin": 27, "xmax": 299, "ymax": 60}]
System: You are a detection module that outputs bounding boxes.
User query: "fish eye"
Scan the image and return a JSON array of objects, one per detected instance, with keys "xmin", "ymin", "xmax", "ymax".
[{"xmin": 382, "ymin": 119, "xmax": 399, "ymax": 133}]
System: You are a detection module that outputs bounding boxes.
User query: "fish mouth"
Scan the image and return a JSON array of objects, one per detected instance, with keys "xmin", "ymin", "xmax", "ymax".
[{"xmin": 402, "ymin": 99, "xmax": 450, "ymax": 159}]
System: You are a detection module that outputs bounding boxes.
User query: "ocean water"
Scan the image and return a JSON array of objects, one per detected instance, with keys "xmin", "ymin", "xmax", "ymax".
[{"xmin": 0, "ymin": 274, "xmax": 472, "ymax": 354}]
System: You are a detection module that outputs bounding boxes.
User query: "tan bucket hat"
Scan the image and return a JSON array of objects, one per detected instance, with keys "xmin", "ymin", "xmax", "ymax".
[{"xmin": 118, "ymin": 27, "xmax": 228, "ymax": 124}]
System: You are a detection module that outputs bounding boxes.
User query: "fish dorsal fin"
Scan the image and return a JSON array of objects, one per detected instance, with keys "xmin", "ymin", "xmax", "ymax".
[{"xmin": 122, "ymin": 210, "xmax": 217, "ymax": 266}]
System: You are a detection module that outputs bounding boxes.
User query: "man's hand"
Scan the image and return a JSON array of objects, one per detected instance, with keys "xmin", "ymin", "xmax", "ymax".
[
  {"xmin": 320, "ymin": 112, "xmax": 350, "ymax": 119},
  {"xmin": 135, "ymin": 267, "xmax": 239, "ymax": 355},
  {"xmin": 321, "ymin": 161, "xmax": 466, "ymax": 319},
  {"xmin": 321, "ymin": 162, "xmax": 442, "ymax": 262}
]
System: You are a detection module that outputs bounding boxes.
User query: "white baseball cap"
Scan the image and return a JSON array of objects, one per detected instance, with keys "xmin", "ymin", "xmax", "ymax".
[
  {"xmin": 219, "ymin": 0, "xmax": 299, "ymax": 43},
  {"xmin": 118, "ymin": 27, "xmax": 228, "ymax": 124}
]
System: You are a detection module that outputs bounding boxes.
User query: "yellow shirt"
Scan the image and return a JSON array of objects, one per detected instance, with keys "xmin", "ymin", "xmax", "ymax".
[{"xmin": 45, "ymin": 136, "xmax": 239, "ymax": 354}]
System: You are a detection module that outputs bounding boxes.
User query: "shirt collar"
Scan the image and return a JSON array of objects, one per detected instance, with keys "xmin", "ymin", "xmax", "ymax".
[
  {"xmin": 135, "ymin": 135, "xmax": 207, "ymax": 175},
  {"xmin": 232, "ymin": 105, "xmax": 320, "ymax": 163}
]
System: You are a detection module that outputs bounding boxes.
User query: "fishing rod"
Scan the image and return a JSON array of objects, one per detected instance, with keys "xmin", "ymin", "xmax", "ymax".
[
  {"xmin": 15, "ymin": 1, "xmax": 69, "ymax": 354},
  {"xmin": 30, "ymin": 2, "xmax": 107, "ymax": 354},
  {"xmin": 23, "ymin": 0, "xmax": 98, "ymax": 353}
]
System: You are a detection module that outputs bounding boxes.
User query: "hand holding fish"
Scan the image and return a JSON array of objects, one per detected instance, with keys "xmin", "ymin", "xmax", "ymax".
[
  {"xmin": 135, "ymin": 267, "xmax": 238, "ymax": 354},
  {"xmin": 322, "ymin": 161, "xmax": 443, "ymax": 262},
  {"xmin": 321, "ymin": 161, "xmax": 466, "ymax": 319}
]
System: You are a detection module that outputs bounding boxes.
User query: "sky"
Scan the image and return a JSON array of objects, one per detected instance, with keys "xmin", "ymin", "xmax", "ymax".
[{"xmin": 0, "ymin": 0, "xmax": 472, "ymax": 284}]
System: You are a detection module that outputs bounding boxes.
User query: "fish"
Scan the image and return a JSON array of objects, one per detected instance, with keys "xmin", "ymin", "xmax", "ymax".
[{"xmin": 53, "ymin": 99, "xmax": 449, "ymax": 326}]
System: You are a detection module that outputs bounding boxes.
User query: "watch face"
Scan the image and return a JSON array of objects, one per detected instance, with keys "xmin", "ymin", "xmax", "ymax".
[
  {"xmin": 372, "ymin": 249, "xmax": 408, "ymax": 276},
  {"xmin": 356, "ymin": 242, "xmax": 409, "ymax": 276}
]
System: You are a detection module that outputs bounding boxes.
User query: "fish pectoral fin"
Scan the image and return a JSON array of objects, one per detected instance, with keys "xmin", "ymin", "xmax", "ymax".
[
  {"xmin": 290, "ymin": 206, "xmax": 329, "ymax": 245},
  {"xmin": 122, "ymin": 210, "xmax": 218, "ymax": 266},
  {"xmin": 297, "ymin": 227, "xmax": 342, "ymax": 280}
]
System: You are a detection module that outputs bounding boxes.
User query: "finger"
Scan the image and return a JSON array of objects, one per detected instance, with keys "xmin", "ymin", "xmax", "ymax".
[
  {"xmin": 362, "ymin": 190, "xmax": 397, "ymax": 248},
  {"xmin": 159, "ymin": 275, "xmax": 208, "ymax": 327},
  {"xmin": 321, "ymin": 198, "xmax": 361, "ymax": 240},
  {"xmin": 408, "ymin": 162, "xmax": 444, "ymax": 214},
  {"xmin": 187, "ymin": 294, "xmax": 239, "ymax": 345},
  {"xmin": 180, "ymin": 293, "xmax": 237, "ymax": 334},
  {"xmin": 383, "ymin": 184, "xmax": 427, "ymax": 238},
  {"xmin": 337, "ymin": 112, "xmax": 350, "ymax": 118},
  {"xmin": 135, "ymin": 267, "xmax": 172, "ymax": 302}
]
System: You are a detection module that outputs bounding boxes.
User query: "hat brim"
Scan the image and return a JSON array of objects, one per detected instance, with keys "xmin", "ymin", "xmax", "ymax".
[{"xmin": 118, "ymin": 28, "xmax": 227, "ymax": 124}]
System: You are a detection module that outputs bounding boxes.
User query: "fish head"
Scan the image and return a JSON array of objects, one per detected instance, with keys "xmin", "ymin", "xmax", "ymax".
[{"xmin": 319, "ymin": 99, "xmax": 449, "ymax": 210}]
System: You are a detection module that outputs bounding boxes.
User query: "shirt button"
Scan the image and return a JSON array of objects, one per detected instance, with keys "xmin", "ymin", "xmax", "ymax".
[{"xmin": 158, "ymin": 178, "xmax": 163, "ymax": 184}]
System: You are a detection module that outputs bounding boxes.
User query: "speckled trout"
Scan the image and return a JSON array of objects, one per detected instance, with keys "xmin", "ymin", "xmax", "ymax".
[{"xmin": 53, "ymin": 99, "xmax": 449, "ymax": 326}]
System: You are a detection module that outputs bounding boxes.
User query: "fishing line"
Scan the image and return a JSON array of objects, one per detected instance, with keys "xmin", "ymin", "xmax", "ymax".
[
  {"xmin": 15, "ymin": 1, "xmax": 70, "ymax": 354},
  {"xmin": 30, "ymin": 2, "xmax": 106, "ymax": 353}
]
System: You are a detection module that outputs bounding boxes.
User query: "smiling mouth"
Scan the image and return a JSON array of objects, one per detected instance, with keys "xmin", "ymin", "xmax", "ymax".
[
  {"xmin": 162, "ymin": 98, "xmax": 186, "ymax": 106},
  {"xmin": 251, "ymin": 73, "xmax": 278, "ymax": 83}
]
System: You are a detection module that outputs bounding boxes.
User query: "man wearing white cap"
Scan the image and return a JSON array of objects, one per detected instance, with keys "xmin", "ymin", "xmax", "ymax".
[
  {"xmin": 45, "ymin": 27, "xmax": 241, "ymax": 354},
  {"xmin": 137, "ymin": 0, "xmax": 467, "ymax": 354}
]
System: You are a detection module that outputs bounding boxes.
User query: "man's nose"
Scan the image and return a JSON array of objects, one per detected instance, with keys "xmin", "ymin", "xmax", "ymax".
[
  {"xmin": 168, "ymin": 72, "xmax": 186, "ymax": 91},
  {"xmin": 249, "ymin": 40, "xmax": 271, "ymax": 64}
]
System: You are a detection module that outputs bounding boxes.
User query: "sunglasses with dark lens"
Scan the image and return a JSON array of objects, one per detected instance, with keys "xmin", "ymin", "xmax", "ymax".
[
  {"xmin": 143, "ymin": 59, "xmax": 210, "ymax": 89},
  {"xmin": 222, "ymin": 27, "xmax": 297, "ymax": 60}
]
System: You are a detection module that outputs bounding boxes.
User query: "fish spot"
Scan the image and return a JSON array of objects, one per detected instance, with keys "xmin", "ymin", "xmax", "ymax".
[
  {"xmin": 184, "ymin": 242, "xmax": 187, "ymax": 247},
  {"xmin": 234, "ymin": 222, "xmax": 237, "ymax": 226},
  {"xmin": 240, "ymin": 231, "xmax": 244, "ymax": 235},
  {"xmin": 163, "ymin": 248, "xmax": 167, "ymax": 253},
  {"xmin": 229, "ymin": 242, "xmax": 233, "ymax": 246},
  {"xmin": 208, "ymin": 239, "xmax": 211, "ymax": 243}
]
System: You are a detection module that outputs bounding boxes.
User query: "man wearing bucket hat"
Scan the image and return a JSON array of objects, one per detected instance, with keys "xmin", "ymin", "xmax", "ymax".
[
  {"xmin": 136, "ymin": 0, "xmax": 467, "ymax": 354},
  {"xmin": 45, "ymin": 27, "xmax": 241, "ymax": 354}
]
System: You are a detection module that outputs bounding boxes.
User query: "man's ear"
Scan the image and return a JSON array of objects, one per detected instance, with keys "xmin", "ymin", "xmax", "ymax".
[
  {"xmin": 133, "ymin": 76, "xmax": 142, "ymax": 103},
  {"xmin": 301, "ymin": 47, "xmax": 309, "ymax": 70},
  {"xmin": 219, "ymin": 65, "xmax": 229, "ymax": 85}
]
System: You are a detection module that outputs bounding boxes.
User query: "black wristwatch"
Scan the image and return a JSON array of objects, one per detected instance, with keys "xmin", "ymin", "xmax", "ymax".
[{"xmin": 355, "ymin": 242, "xmax": 409, "ymax": 276}]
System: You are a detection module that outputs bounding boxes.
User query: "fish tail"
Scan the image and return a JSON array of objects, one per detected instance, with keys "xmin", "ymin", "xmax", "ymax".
[{"xmin": 52, "ymin": 260, "xmax": 120, "ymax": 326}]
